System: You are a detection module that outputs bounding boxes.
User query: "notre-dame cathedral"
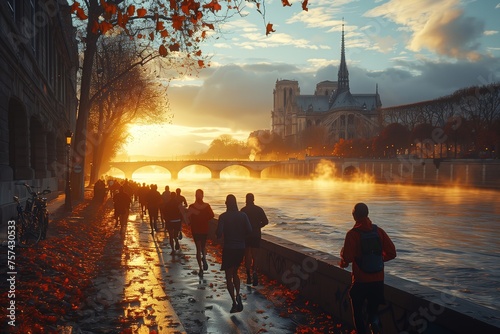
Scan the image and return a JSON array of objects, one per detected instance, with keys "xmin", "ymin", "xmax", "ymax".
[{"xmin": 271, "ymin": 25, "xmax": 382, "ymax": 146}]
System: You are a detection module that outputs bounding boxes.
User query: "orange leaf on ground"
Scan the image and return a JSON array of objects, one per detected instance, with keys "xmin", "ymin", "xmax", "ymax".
[
  {"xmin": 198, "ymin": 60, "xmax": 205, "ymax": 68},
  {"xmin": 282, "ymin": 0, "xmax": 292, "ymax": 6}
]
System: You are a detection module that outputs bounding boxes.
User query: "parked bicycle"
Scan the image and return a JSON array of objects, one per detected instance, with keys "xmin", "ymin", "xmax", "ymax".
[{"xmin": 13, "ymin": 183, "xmax": 51, "ymax": 247}]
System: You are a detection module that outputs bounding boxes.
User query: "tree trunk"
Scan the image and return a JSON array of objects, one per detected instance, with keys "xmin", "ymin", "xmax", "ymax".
[{"xmin": 71, "ymin": 2, "xmax": 101, "ymax": 200}]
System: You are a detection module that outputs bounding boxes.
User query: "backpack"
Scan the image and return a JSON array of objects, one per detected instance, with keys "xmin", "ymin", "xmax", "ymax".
[{"xmin": 355, "ymin": 225, "xmax": 384, "ymax": 273}]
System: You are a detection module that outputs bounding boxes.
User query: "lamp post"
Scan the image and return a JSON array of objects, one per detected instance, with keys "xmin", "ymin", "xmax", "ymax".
[{"xmin": 65, "ymin": 130, "xmax": 73, "ymax": 211}]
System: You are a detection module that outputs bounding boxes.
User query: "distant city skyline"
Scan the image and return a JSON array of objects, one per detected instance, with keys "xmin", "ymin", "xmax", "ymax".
[{"xmin": 120, "ymin": 0, "xmax": 500, "ymax": 159}]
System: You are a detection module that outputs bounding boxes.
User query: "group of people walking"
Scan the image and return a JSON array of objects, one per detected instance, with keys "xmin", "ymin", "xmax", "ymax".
[
  {"xmin": 106, "ymin": 178, "xmax": 397, "ymax": 332},
  {"xmin": 108, "ymin": 179, "xmax": 269, "ymax": 313}
]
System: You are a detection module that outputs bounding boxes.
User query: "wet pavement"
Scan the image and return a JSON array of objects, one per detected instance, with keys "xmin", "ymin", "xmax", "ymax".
[
  {"xmin": 1, "ymin": 195, "xmax": 349, "ymax": 333},
  {"xmin": 97, "ymin": 204, "xmax": 307, "ymax": 334},
  {"xmin": 72, "ymin": 202, "xmax": 342, "ymax": 333}
]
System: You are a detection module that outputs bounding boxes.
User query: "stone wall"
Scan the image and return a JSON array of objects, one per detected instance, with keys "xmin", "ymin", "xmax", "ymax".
[
  {"xmin": 266, "ymin": 158, "xmax": 500, "ymax": 190},
  {"xmin": 0, "ymin": 2, "xmax": 78, "ymax": 223},
  {"xmin": 206, "ymin": 219, "xmax": 500, "ymax": 332},
  {"xmin": 256, "ymin": 234, "xmax": 500, "ymax": 333}
]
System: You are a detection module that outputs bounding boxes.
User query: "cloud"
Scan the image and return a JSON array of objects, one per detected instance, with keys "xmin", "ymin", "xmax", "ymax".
[
  {"xmin": 165, "ymin": 55, "xmax": 499, "ymax": 140},
  {"xmin": 352, "ymin": 56, "xmax": 500, "ymax": 106},
  {"xmin": 286, "ymin": 7, "xmax": 341, "ymax": 30},
  {"xmin": 364, "ymin": 0, "xmax": 486, "ymax": 60},
  {"xmin": 167, "ymin": 65, "xmax": 288, "ymax": 131}
]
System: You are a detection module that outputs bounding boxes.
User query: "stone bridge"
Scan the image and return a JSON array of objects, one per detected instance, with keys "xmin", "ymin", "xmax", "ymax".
[{"xmin": 109, "ymin": 160, "xmax": 283, "ymax": 179}]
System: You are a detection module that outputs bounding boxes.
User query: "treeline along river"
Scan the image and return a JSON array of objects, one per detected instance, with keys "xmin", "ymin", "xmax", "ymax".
[{"xmin": 112, "ymin": 170, "xmax": 500, "ymax": 313}]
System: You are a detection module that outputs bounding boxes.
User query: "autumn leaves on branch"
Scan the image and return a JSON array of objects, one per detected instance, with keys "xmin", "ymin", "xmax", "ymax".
[{"xmin": 70, "ymin": 0, "xmax": 310, "ymax": 66}]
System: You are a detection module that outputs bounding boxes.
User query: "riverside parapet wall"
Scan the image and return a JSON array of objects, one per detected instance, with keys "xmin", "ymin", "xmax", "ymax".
[
  {"xmin": 206, "ymin": 221, "xmax": 500, "ymax": 333},
  {"xmin": 257, "ymin": 233, "xmax": 500, "ymax": 333},
  {"xmin": 265, "ymin": 158, "xmax": 500, "ymax": 190}
]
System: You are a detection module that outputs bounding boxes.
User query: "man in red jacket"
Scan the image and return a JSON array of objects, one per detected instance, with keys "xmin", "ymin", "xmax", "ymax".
[{"xmin": 339, "ymin": 203, "xmax": 397, "ymax": 334}]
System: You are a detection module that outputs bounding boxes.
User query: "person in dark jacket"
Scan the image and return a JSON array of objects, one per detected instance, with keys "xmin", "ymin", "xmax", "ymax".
[
  {"xmin": 216, "ymin": 194, "xmax": 252, "ymax": 313},
  {"xmin": 241, "ymin": 193, "xmax": 268, "ymax": 286},
  {"xmin": 113, "ymin": 186, "xmax": 131, "ymax": 235},
  {"xmin": 146, "ymin": 184, "xmax": 163, "ymax": 234},
  {"xmin": 164, "ymin": 192, "xmax": 183, "ymax": 254},
  {"xmin": 187, "ymin": 189, "xmax": 214, "ymax": 278},
  {"xmin": 339, "ymin": 203, "xmax": 397, "ymax": 334}
]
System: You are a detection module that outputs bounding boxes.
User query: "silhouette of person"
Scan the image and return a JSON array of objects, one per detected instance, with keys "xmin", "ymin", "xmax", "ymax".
[
  {"xmin": 176, "ymin": 187, "xmax": 188, "ymax": 240},
  {"xmin": 109, "ymin": 179, "xmax": 120, "ymax": 199},
  {"xmin": 113, "ymin": 186, "xmax": 131, "ymax": 235},
  {"xmin": 241, "ymin": 193, "xmax": 268, "ymax": 286},
  {"xmin": 160, "ymin": 185, "xmax": 170, "ymax": 226},
  {"xmin": 187, "ymin": 189, "xmax": 214, "ymax": 278},
  {"xmin": 339, "ymin": 203, "xmax": 397, "ymax": 334},
  {"xmin": 176, "ymin": 187, "xmax": 188, "ymax": 207},
  {"xmin": 216, "ymin": 194, "xmax": 252, "ymax": 313},
  {"xmin": 93, "ymin": 178, "xmax": 106, "ymax": 202},
  {"xmin": 138, "ymin": 183, "xmax": 149, "ymax": 215},
  {"xmin": 146, "ymin": 184, "xmax": 162, "ymax": 234},
  {"xmin": 164, "ymin": 192, "xmax": 183, "ymax": 254}
]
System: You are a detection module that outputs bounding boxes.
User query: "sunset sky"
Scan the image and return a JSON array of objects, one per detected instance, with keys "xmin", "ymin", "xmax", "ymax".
[{"xmin": 120, "ymin": 0, "xmax": 500, "ymax": 159}]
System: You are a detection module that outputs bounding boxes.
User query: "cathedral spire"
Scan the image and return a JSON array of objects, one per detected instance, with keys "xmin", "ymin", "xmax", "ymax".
[{"xmin": 337, "ymin": 20, "xmax": 350, "ymax": 93}]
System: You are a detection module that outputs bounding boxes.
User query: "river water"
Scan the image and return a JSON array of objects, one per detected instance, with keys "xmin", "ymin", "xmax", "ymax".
[{"xmin": 111, "ymin": 168, "xmax": 500, "ymax": 312}]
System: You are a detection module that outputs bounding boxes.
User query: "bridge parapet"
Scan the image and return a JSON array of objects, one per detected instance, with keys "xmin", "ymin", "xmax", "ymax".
[{"xmin": 108, "ymin": 160, "xmax": 281, "ymax": 180}]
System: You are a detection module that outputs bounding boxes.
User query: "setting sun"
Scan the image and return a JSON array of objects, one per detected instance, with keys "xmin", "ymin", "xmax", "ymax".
[{"xmin": 118, "ymin": 123, "xmax": 250, "ymax": 160}]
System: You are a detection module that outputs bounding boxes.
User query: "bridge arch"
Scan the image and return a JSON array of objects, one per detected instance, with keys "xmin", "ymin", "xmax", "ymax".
[
  {"xmin": 106, "ymin": 167, "xmax": 126, "ymax": 178},
  {"xmin": 132, "ymin": 165, "xmax": 172, "ymax": 180},
  {"xmin": 109, "ymin": 160, "xmax": 282, "ymax": 180},
  {"xmin": 220, "ymin": 165, "xmax": 251, "ymax": 178},
  {"xmin": 177, "ymin": 165, "xmax": 212, "ymax": 179}
]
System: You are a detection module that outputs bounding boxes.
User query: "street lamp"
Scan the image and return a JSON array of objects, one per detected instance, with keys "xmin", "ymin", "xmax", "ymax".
[{"xmin": 65, "ymin": 130, "xmax": 73, "ymax": 211}]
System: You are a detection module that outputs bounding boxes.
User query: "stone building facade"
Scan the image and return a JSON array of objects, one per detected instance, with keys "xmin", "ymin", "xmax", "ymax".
[
  {"xmin": 0, "ymin": 1, "xmax": 78, "ymax": 221},
  {"xmin": 271, "ymin": 25, "xmax": 382, "ymax": 147}
]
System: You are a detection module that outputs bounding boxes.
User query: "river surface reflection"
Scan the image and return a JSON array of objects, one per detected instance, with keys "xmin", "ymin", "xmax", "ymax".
[{"xmin": 121, "ymin": 172, "xmax": 500, "ymax": 312}]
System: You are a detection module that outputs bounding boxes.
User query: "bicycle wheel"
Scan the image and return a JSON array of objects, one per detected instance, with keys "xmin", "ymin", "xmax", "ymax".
[
  {"xmin": 18, "ymin": 213, "xmax": 42, "ymax": 247},
  {"xmin": 39, "ymin": 211, "xmax": 49, "ymax": 240}
]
